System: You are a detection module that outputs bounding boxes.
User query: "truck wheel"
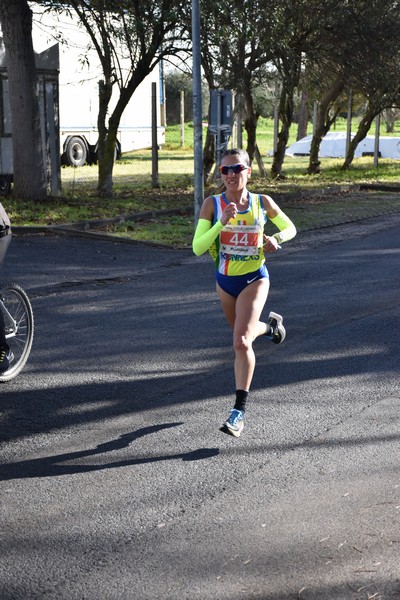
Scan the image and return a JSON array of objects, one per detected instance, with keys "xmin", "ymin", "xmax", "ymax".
[{"xmin": 65, "ymin": 137, "xmax": 88, "ymax": 167}]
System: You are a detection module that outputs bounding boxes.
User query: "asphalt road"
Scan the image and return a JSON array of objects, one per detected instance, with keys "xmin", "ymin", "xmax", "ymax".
[{"xmin": 0, "ymin": 214, "xmax": 399, "ymax": 600}]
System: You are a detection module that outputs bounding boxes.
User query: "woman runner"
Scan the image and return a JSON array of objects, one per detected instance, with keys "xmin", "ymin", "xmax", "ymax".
[{"xmin": 192, "ymin": 148, "xmax": 296, "ymax": 437}]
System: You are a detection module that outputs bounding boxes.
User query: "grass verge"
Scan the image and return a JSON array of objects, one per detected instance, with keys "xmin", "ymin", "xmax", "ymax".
[{"xmin": 5, "ymin": 119, "xmax": 400, "ymax": 247}]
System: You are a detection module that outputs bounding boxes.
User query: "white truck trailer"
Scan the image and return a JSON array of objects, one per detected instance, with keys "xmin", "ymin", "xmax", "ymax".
[
  {"xmin": 32, "ymin": 5, "xmax": 165, "ymax": 167},
  {"xmin": 0, "ymin": 7, "xmax": 165, "ymax": 193}
]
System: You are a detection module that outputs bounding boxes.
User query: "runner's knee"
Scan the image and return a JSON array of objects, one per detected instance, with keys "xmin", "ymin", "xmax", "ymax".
[{"xmin": 233, "ymin": 333, "xmax": 252, "ymax": 353}]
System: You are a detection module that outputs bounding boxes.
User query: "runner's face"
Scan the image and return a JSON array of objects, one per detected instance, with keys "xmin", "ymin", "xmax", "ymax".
[{"xmin": 220, "ymin": 157, "xmax": 250, "ymax": 189}]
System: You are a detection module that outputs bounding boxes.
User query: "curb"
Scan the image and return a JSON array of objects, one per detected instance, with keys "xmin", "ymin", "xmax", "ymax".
[
  {"xmin": 10, "ymin": 225, "xmax": 177, "ymax": 249},
  {"xmin": 9, "ymin": 184, "xmax": 400, "ymax": 247}
]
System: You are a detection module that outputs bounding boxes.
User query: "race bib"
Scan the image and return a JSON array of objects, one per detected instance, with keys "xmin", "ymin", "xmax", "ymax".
[{"xmin": 220, "ymin": 224, "xmax": 262, "ymax": 256}]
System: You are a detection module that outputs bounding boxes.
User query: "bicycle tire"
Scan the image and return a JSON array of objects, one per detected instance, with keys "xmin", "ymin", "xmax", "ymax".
[{"xmin": 0, "ymin": 283, "xmax": 34, "ymax": 382}]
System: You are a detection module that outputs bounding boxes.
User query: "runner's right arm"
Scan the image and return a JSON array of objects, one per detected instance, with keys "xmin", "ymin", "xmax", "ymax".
[
  {"xmin": 193, "ymin": 196, "xmax": 220, "ymax": 256},
  {"xmin": 192, "ymin": 218, "xmax": 224, "ymax": 256}
]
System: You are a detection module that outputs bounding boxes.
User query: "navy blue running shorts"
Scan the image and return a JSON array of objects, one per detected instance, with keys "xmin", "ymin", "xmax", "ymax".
[{"xmin": 216, "ymin": 264, "xmax": 269, "ymax": 298}]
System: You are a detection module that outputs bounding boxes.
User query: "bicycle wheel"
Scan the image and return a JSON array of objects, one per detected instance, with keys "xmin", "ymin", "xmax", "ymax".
[{"xmin": 0, "ymin": 283, "xmax": 34, "ymax": 382}]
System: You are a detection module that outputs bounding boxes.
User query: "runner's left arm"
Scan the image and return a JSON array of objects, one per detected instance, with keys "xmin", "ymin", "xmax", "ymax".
[
  {"xmin": 270, "ymin": 211, "xmax": 297, "ymax": 243},
  {"xmin": 262, "ymin": 194, "xmax": 297, "ymax": 243}
]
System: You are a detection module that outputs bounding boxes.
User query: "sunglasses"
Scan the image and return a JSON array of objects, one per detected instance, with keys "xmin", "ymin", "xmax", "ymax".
[{"xmin": 219, "ymin": 163, "xmax": 248, "ymax": 175}]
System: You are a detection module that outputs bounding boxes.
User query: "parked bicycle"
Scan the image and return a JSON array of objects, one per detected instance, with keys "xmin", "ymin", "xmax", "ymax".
[{"xmin": 0, "ymin": 283, "xmax": 34, "ymax": 382}]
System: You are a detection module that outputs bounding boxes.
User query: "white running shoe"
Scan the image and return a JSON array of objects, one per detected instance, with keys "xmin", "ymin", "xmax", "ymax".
[
  {"xmin": 266, "ymin": 311, "xmax": 286, "ymax": 344},
  {"xmin": 220, "ymin": 409, "xmax": 245, "ymax": 437}
]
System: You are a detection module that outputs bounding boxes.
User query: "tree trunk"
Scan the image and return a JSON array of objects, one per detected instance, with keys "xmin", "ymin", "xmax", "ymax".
[
  {"xmin": 342, "ymin": 103, "xmax": 379, "ymax": 169},
  {"xmin": 96, "ymin": 78, "xmax": 114, "ymax": 196},
  {"xmin": 297, "ymin": 88, "xmax": 309, "ymax": 140},
  {"xmin": 203, "ymin": 126, "xmax": 215, "ymax": 185},
  {"xmin": 307, "ymin": 77, "xmax": 344, "ymax": 175},
  {"xmin": 271, "ymin": 85, "xmax": 294, "ymax": 178},
  {"xmin": 383, "ymin": 108, "xmax": 396, "ymax": 133},
  {"xmin": 97, "ymin": 131, "xmax": 117, "ymax": 197},
  {"xmin": 254, "ymin": 144, "xmax": 267, "ymax": 177},
  {"xmin": 271, "ymin": 52, "xmax": 302, "ymax": 179},
  {"xmin": 0, "ymin": 0, "xmax": 47, "ymax": 200},
  {"xmin": 242, "ymin": 86, "xmax": 258, "ymax": 163}
]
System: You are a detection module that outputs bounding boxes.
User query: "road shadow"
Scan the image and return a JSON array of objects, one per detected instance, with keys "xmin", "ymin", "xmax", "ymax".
[{"xmin": 0, "ymin": 422, "xmax": 219, "ymax": 481}]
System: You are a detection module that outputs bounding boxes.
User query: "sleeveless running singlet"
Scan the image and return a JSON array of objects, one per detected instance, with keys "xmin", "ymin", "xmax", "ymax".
[{"xmin": 209, "ymin": 192, "xmax": 267, "ymax": 276}]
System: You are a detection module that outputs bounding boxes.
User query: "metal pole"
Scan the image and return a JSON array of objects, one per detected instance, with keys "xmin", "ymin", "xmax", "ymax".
[
  {"xmin": 236, "ymin": 94, "xmax": 242, "ymax": 149},
  {"xmin": 374, "ymin": 113, "xmax": 380, "ymax": 168},
  {"xmin": 231, "ymin": 91, "xmax": 236, "ymax": 148},
  {"xmin": 180, "ymin": 90, "xmax": 185, "ymax": 147},
  {"xmin": 151, "ymin": 82, "xmax": 159, "ymax": 188},
  {"xmin": 273, "ymin": 80, "xmax": 279, "ymax": 154},
  {"xmin": 312, "ymin": 101, "xmax": 318, "ymax": 135},
  {"xmin": 346, "ymin": 89, "xmax": 352, "ymax": 157},
  {"xmin": 216, "ymin": 90, "xmax": 221, "ymax": 169},
  {"xmin": 192, "ymin": 0, "xmax": 203, "ymax": 224}
]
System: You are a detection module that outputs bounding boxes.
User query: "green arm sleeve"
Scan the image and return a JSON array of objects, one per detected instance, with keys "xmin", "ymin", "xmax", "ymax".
[
  {"xmin": 270, "ymin": 211, "xmax": 297, "ymax": 243},
  {"xmin": 192, "ymin": 218, "xmax": 224, "ymax": 256}
]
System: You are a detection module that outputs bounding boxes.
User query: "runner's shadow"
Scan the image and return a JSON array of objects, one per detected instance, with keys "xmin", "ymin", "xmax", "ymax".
[{"xmin": 0, "ymin": 422, "xmax": 219, "ymax": 481}]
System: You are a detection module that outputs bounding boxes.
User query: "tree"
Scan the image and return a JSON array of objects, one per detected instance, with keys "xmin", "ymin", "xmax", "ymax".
[
  {"xmin": 0, "ymin": 0, "xmax": 47, "ymax": 200},
  {"xmin": 165, "ymin": 70, "xmax": 194, "ymax": 125},
  {"xmin": 271, "ymin": 49, "xmax": 302, "ymax": 178},
  {"xmin": 40, "ymin": 0, "xmax": 189, "ymax": 196},
  {"xmin": 192, "ymin": 0, "xmax": 282, "ymax": 182},
  {"xmin": 306, "ymin": 75, "xmax": 346, "ymax": 174},
  {"xmin": 382, "ymin": 108, "xmax": 400, "ymax": 134},
  {"xmin": 164, "ymin": 68, "xmax": 209, "ymax": 126},
  {"xmin": 305, "ymin": 0, "xmax": 400, "ymax": 174},
  {"xmin": 340, "ymin": 1, "xmax": 400, "ymax": 169},
  {"xmin": 342, "ymin": 91, "xmax": 400, "ymax": 170},
  {"xmin": 296, "ymin": 87, "xmax": 309, "ymax": 141},
  {"xmin": 269, "ymin": 0, "xmax": 342, "ymax": 178},
  {"xmin": 197, "ymin": 0, "xmax": 341, "ymax": 178}
]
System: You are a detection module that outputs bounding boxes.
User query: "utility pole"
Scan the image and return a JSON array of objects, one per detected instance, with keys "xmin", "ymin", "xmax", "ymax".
[
  {"xmin": 191, "ymin": 0, "xmax": 203, "ymax": 223},
  {"xmin": 151, "ymin": 82, "xmax": 159, "ymax": 188},
  {"xmin": 273, "ymin": 80, "xmax": 279, "ymax": 154},
  {"xmin": 346, "ymin": 89, "xmax": 352, "ymax": 157},
  {"xmin": 180, "ymin": 91, "xmax": 185, "ymax": 147},
  {"xmin": 374, "ymin": 113, "xmax": 380, "ymax": 168}
]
